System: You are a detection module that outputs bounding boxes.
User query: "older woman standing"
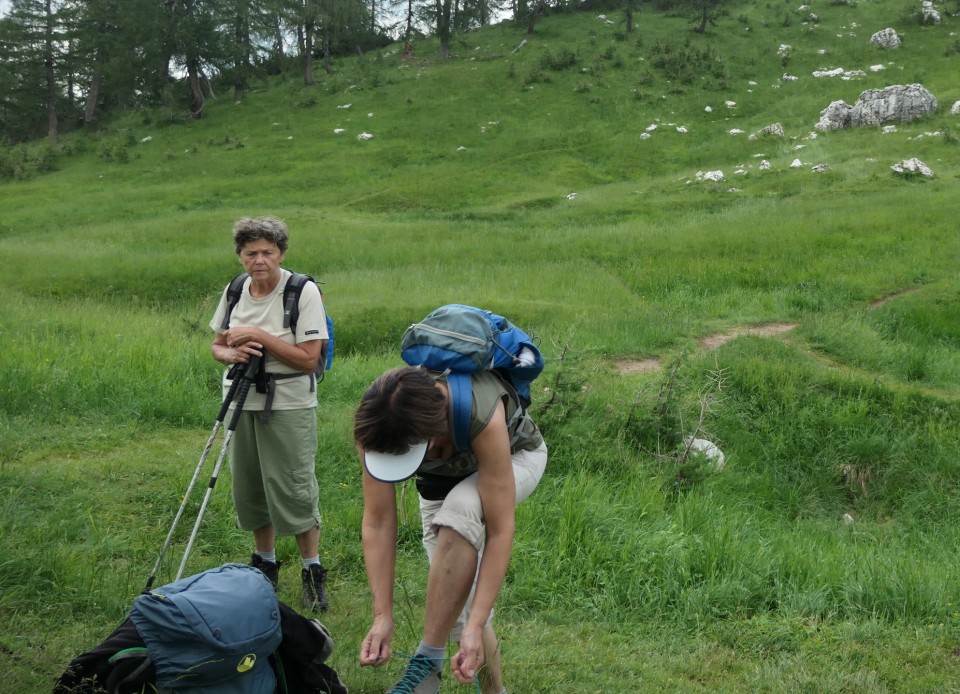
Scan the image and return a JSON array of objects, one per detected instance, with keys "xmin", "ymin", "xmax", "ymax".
[{"xmin": 209, "ymin": 216, "xmax": 331, "ymax": 611}]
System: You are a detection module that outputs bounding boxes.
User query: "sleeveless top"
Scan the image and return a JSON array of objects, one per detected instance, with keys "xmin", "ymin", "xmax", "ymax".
[{"xmin": 415, "ymin": 370, "xmax": 543, "ymax": 500}]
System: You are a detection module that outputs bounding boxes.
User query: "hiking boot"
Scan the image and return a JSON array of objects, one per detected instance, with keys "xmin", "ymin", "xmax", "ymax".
[
  {"xmin": 249, "ymin": 553, "xmax": 280, "ymax": 588},
  {"xmin": 386, "ymin": 653, "xmax": 441, "ymax": 694},
  {"xmin": 301, "ymin": 564, "xmax": 329, "ymax": 612}
]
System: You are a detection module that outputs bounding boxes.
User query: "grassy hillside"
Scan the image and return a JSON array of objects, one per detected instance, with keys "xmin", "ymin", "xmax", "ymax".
[{"xmin": 2, "ymin": 2, "xmax": 960, "ymax": 692}]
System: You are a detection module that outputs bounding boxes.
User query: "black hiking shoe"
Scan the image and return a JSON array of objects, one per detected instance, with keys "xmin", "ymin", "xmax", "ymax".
[
  {"xmin": 249, "ymin": 553, "xmax": 280, "ymax": 588},
  {"xmin": 386, "ymin": 653, "xmax": 441, "ymax": 694},
  {"xmin": 301, "ymin": 564, "xmax": 329, "ymax": 612}
]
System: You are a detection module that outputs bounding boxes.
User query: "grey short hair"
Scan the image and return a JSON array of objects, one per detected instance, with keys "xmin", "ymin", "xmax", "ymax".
[{"xmin": 232, "ymin": 216, "xmax": 289, "ymax": 254}]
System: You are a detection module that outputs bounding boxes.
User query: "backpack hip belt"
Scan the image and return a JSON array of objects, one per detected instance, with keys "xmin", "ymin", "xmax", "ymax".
[{"xmin": 228, "ymin": 366, "xmax": 315, "ymax": 423}]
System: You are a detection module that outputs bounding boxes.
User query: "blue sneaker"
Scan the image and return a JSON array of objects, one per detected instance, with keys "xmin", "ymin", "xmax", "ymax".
[{"xmin": 387, "ymin": 653, "xmax": 441, "ymax": 694}]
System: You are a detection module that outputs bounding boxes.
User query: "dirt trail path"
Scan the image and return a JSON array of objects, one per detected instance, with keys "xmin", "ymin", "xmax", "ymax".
[{"xmin": 615, "ymin": 322, "xmax": 798, "ymax": 374}]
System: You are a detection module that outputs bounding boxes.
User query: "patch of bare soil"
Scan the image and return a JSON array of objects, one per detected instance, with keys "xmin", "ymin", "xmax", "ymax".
[
  {"xmin": 614, "ymin": 357, "xmax": 663, "ymax": 374},
  {"xmin": 614, "ymin": 322, "xmax": 797, "ymax": 374},
  {"xmin": 698, "ymin": 322, "xmax": 797, "ymax": 350},
  {"xmin": 869, "ymin": 287, "xmax": 919, "ymax": 309}
]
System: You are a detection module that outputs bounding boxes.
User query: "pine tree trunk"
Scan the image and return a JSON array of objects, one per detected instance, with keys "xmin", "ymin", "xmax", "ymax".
[
  {"xmin": 304, "ymin": 22, "xmax": 316, "ymax": 86},
  {"xmin": 323, "ymin": 32, "xmax": 333, "ymax": 75},
  {"xmin": 84, "ymin": 71, "xmax": 103, "ymax": 125},
  {"xmin": 44, "ymin": 0, "xmax": 58, "ymax": 139},
  {"xmin": 437, "ymin": 0, "xmax": 452, "ymax": 59},
  {"xmin": 187, "ymin": 58, "xmax": 204, "ymax": 118}
]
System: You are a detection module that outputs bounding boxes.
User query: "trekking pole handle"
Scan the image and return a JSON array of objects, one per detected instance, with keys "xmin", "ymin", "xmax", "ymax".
[
  {"xmin": 226, "ymin": 353, "xmax": 262, "ymax": 432},
  {"xmin": 216, "ymin": 365, "xmax": 245, "ymax": 423}
]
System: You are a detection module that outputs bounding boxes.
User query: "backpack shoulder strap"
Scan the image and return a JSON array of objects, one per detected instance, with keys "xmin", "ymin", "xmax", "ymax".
[
  {"xmin": 282, "ymin": 272, "xmax": 317, "ymax": 332},
  {"xmin": 220, "ymin": 272, "xmax": 249, "ymax": 331},
  {"xmin": 446, "ymin": 372, "xmax": 473, "ymax": 451}
]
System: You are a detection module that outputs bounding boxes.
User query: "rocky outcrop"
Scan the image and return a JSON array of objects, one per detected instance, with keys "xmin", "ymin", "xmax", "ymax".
[
  {"xmin": 870, "ymin": 28, "xmax": 901, "ymax": 48},
  {"xmin": 921, "ymin": 0, "xmax": 941, "ymax": 24},
  {"xmin": 816, "ymin": 85, "xmax": 937, "ymax": 130},
  {"xmin": 748, "ymin": 123, "xmax": 785, "ymax": 140},
  {"xmin": 849, "ymin": 84, "xmax": 937, "ymax": 126},
  {"xmin": 891, "ymin": 158, "xmax": 933, "ymax": 178},
  {"xmin": 815, "ymin": 100, "xmax": 853, "ymax": 131}
]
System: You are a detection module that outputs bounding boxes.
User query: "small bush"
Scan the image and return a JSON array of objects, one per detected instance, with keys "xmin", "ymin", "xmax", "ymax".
[
  {"xmin": 649, "ymin": 41, "xmax": 728, "ymax": 84},
  {"xmin": 99, "ymin": 137, "xmax": 133, "ymax": 163},
  {"xmin": 538, "ymin": 48, "xmax": 578, "ymax": 71}
]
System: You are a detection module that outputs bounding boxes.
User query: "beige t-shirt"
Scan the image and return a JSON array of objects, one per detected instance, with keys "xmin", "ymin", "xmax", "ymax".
[{"xmin": 209, "ymin": 269, "xmax": 328, "ymax": 411}]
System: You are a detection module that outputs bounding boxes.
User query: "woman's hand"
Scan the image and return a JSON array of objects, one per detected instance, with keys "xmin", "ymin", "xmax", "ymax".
[
  {"xmin": 452, "ymin": 625, "xmax": 485, "ymax": 684},
  {"xmin": 224, "ymin": 326, "xmax": 265, "ymax": 349},
  {"xmin": 359, "ymin": 616, "xmax": 395, "ymax": 668},
  {"xmin": 211, "ymin": 331, "xmax": 261, "ymax": 366}
]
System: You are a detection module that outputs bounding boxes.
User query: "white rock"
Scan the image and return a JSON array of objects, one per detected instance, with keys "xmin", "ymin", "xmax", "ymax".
[
  {"xmin": 357, "ymin": 132, "xmax": 374, "ymax": 140},
  {"xmin": 870, "ymin": 28, "xmax": 901, "ymax": 48},
  {"xmin": 685, "ymin": 437, "xmax": 726, "ymax": 470},
  {"xmin": 790, "ymin": 158, "xmax": 803, "ymax": 168},
  {"xmin": 815, "ymin": 99, "xmax": 852, "ymax": 131},
  {"xmin": 697, "ymin": 170, "xmax": 725, "ymax": 182},
  {"xmin": 813, "ymin": 68, "xmax": 846, "ymax": 78},
  {"xmin": 891, "ymin": 157, "xmax": 933, "ymax": 177},
  {"xmin": 850, "ymin": 84, "xmax": 938, "ymax": 127},
  {"xmin": 921, "ymin": 0, "xmax": 941, "ymax": 24}
]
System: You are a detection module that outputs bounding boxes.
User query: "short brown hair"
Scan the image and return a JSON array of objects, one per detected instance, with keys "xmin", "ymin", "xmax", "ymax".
[
  {"xmin": 354, "ymin": 367, "xmax": 447, "ymax": 454},
  {"xmin": 232, "ymin": 216, "xmax": 289, "ymax": 254}
]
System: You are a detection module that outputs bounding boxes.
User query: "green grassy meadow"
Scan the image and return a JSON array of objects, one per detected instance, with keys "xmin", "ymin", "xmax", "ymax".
[{"xmin": 2, "ymin": 2, "xmax": 960, "ymax": 692}]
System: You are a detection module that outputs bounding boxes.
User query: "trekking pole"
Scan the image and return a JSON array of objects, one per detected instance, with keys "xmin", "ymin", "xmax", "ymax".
[
  {"xmin": 176, "ymin": 353, "xmax": 262, "ymax": 581},
  {"xmin": 143, "ymin": 363, "xmax": 248, "ymax": 593}
]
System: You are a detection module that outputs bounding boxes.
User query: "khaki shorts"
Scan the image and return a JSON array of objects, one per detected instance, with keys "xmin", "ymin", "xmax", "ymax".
[
  {"xmin": 419, "ymin": 441, "xmax": 548, "ymax": 641},
  {"xmin": 228, "ymin": 408, "xmax": 320, "ymax": 536}
]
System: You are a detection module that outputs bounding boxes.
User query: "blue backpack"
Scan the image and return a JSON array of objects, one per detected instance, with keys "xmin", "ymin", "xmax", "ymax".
[
  {"xmin": 401, "ymin": 304, "xmax": 545, "ymax": 451},
  {"xmin": 130, "ymin": 564, "xmax": 282, "ymax": 694},
  {"xmin": 222, "ymin": 271, "xmax": 334, "ymax": 377}
]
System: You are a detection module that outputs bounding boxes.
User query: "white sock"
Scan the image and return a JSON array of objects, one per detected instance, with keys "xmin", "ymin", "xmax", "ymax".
[{"xmin": 256, "ymin": 550, "xmax": 276, "ymax": 563}]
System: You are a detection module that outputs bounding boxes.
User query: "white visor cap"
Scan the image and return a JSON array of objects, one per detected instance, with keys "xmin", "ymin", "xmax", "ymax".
[{"xmin": 363, "ymin": 441, "xmax": 429, "ymax": 483}]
